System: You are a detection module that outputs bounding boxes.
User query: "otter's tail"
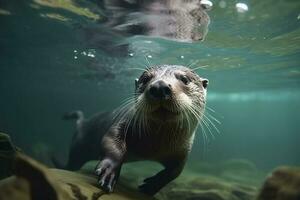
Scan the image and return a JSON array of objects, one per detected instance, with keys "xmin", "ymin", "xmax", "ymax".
[
  {"xmin": 62, "ymin": 110, "xmax": 84, "ymax": 122},
  {"xmin": 52, "ymin": 110, "xmax": 85, "ymax": 169}
]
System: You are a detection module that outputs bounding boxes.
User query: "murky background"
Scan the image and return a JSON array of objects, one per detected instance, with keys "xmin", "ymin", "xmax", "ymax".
[{"xmin": 1, "ymin": 0, "xmax": 300, "ymax": 190}]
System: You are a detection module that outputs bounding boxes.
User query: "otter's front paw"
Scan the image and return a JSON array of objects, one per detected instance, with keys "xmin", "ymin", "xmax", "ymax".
[{"xmin": 95, "ymin": 159, "xmax": 120, "ymax": 193}]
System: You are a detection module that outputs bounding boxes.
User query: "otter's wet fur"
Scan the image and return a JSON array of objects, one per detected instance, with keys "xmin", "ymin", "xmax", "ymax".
[{"xmin": 57, "ymin": 65, "xmax": 209, "ymax": 195}]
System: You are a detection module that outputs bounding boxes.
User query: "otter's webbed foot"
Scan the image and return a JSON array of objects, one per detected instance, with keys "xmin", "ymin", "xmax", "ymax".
[
  {"xmin": 138, "ymin": 161, "xmax": 185, "ymax": 196},
  {"xmin": 95, "ymin": 158, "xmax": 120, "ymax": 193},
  {"xmin": 138, "ymin": 175, "xmax": 162, "ymax": 196}
]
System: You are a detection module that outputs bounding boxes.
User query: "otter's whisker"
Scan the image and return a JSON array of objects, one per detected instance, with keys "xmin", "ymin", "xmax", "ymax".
[
  {"xmin": 203, "ymin": 114, "xmax": 220, "ymax": 135},
  {"xmin": 206, "ymin": 111, "xmax": 221, "ymax": 125},
  {"xmin": 190, "ymin": 104, "xmax": 219, "ymax": 138},
  {"xmin": 201, "ymin": 118, "xmax": 216, "ymax": 140},
  {"xmin": 144, "ymin": 55, "xmax": 152, "ymax": 68},
  {"xmin": 191, "ymin": 65, "xmax": 209, "ymax": 71},
  {"xmin": 112, "ymin": 99, "xmax": 136, "ymax": 123},
  {"xmin": 183, "ymin": 108, "xmax": 191, "ymax": 135},
  {"xmin": 186, "ymin": 60, "xmax": 199, "ymax": 69},
  {"xmin": 143, "ymin": 103, "xmax": 150, "ymax": 136},
  {"xmin": 205, "ymin": 105, "xmax": 222, "ymax": 115},
  {"xmin": 199, "ymin": 119, "xmax": 209, "ymax": 154},
  {"xmin": 186, "ymin": 104, "xmax": 216, "ymax": 145},
  {"xmin": 127, "ymin": 67, "xmax": 147, "ymax": 72},
  {"xmin": 132, "ymin": 99, "xmax": 146, "ymax": 140}
]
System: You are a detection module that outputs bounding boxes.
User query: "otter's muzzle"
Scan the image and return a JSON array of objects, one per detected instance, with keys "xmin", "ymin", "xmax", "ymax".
[{"xmin": 147, "ymin": 80, "xmax": 172, "ymax": 100}]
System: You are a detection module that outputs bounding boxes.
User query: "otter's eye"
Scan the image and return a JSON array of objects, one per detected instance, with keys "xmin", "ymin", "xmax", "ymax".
[
  {"xmin": 139, "ymin": 74, "xmax": 152, "ymax": 85},
  {"xmin": 202, "ymin": 79, "xmax": 209, "ymax": 89},
  {"xmin": 178, "ymin": 75, "xmax": 190, "ymax": 85}
]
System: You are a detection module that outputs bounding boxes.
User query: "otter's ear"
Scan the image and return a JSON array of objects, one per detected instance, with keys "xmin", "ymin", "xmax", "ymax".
[
  {"xmin": 202, "ymin": 79, "xmax": 209, "ymax": 89},
  {"xmin": 200, "ymin": 0, "xmax": 213, "ymax": 10},
  {"xmin": 135, "ymin": 78, "xmax": 139, "ymax": 88}
]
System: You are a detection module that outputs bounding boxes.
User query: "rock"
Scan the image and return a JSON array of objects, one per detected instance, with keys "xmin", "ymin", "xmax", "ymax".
[
  {"xmin": 188, "ymin": 159, "xmax": 264, "ymax": 187},
  {"xmin": 220, "ymin": 159, "xmax": 263, "ymax": 186},
  {"xmin": 0, "ymin": 133, "xmax": 265, "ymax": 200},
  {"xmin": 0, "ymin": 153, "xmax": 155, "ymax": 200},
  {"xmin": 156, "ymin": 173, "xmax": 257, "ymax": 200},
  {"xmin": 85, "ymin": 160, "xmax": 258, "ymax": 200},
  {"xmin": 0, "ymin": 132, "xmax": 19, "ymax": 179},
  {"xmin": 257, "ymin": 166, "xmax": 300, "ymax": 200}
]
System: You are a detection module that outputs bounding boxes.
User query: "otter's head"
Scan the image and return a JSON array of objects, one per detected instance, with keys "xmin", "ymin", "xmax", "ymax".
[{"xmin": 134, "ymin": 65, "xmax": 208, "ymax": 123}]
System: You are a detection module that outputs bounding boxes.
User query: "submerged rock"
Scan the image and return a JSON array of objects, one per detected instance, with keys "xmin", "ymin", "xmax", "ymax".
[
  {"xmin": 0, "ymin": 132, "xmax": 19, "ymax": 179},
  {"xmin": 220, "ymin": 159, "xmax": 263, "ymax": 186},
  {"xmin": 157, "ymin": 174, "xmax": 257, "ymax": 200},
  {"xmin": 0, "ymin": 133, "xmax": 154, "ymax": 199},
  {"xmin": 0, "ymin": 153, "xmax": 155, "ymax": 200},
  {"xmin": 188, "ymin": 159, "xmax": 264, "ymax": 187},
  {"xmin": 4, "ymin": 133, "xmax": 297, "ymax": 200},
  {"xmin": 257, "ymin": 166, "xmax": 300, "ymax": 200},
  {"xmin": 107, "ymin": 160, "xmax": 259, "ymax": 200}
]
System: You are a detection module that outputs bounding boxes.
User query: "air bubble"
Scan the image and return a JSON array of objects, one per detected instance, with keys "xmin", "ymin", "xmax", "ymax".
[
  {"xmin": 219, "ymin": 0, "xmax": 226, "ymax": 9},
  {"xmin": 236, "ymin": 3, "xmax": 248, "ymax": 13}
]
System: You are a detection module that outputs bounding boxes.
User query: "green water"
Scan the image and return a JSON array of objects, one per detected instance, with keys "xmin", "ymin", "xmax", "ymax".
[{"xmin": 0, "ymin": 0, "xmax": 300, "ymax": 192}]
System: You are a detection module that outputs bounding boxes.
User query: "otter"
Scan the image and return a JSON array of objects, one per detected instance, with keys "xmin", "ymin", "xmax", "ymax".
[{"xmin": 58, "ymin": 65, "xmax": 208, "ymax": 196}]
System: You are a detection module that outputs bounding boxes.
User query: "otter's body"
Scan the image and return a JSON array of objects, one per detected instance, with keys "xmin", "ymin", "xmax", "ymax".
[{"xmin": 61, "ymin": 65, "xmax": 208, "ymax": 195}]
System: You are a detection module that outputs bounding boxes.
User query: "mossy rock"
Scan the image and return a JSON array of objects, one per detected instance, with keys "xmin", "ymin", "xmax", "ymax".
[
  {"xmin": 187, "ymin": 159, "xmax": 264, "ymax": 187},
  {"xmin": 155, "ymin": 171, "xmax": 257, "ymax": 200},
  {"xmin": 257, "ymin": 166, "xmax": 300, "ymax": 200},
  {"xmin": 0, "ymin": 133, "xmax": 264, "ymax": 200},
  {"xmin": 0, "ymin": 132, "xmax": 154, "ymax": 200},
  {"xmin": 0, "ymin": 153, "xmax": 155, "ymax": 200}
]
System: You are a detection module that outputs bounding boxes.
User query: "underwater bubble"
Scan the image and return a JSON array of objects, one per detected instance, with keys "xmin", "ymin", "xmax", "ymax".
[
  {"xmin": 236, "ymin": 3, "xmax": 249, "ymax": 13},
  {"xmin": 180, "ymin": 55, "xmax": 185, "ymax": 59},
  {"xmin": 129, "ymin": 53, "xmax": 134, "ymax": 57},
  {"xmin": 74, "ymin": 50, "xmax": 77, "ymax": 53},
  {"xmin": 87, "ymin": 53, "xmax": 95, "ymax": 58},
  {"xmin": 297, "ymin": 14, "xmax": 300, "ymax": 20},
  {"xmin": 249, "ymin": 15, "xmax": 256, "ymax": 20},
  {"xmin": 147, "ymin": 55, "xmax": 152, "ymax": 58},
  {"xmin": 219, "ymin": 0, "xmax": 227, "ymax": 9},
  {"xmin": 74, "ymin": 56, "xmax": 78, "ymax": 59},
  {"xmin": 82, "ymin": 51, "xmax": 87, "ymax": 56}
]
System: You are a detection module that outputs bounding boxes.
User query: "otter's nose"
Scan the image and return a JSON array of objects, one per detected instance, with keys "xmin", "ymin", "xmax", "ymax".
[{"xmin": 148, "ymin": 80, "xmax": 171, "ymax": 100}]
